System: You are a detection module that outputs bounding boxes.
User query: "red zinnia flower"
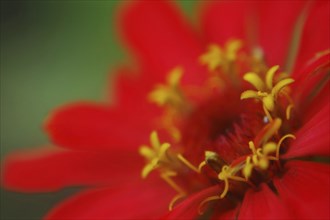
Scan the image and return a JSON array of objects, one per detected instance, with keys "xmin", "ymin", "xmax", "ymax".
[{"xmin": 2, "ymin": 1, "xmax": 330, "ymax": 219}]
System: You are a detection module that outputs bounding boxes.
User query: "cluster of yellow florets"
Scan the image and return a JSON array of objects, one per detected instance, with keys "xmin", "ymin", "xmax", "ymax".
[{"xmin": 139, "ymin": 40, "xmax": 296, "ymax": 213}]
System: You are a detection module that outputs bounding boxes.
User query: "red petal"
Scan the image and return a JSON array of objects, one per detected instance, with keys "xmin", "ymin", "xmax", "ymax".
[
  {"xmin": 113, "ymin": 68, "xmax": 163, "ymax": 117},
  {"xmin": 293, "ymin": 1, "xmax": 330, "ymax": 73},
  {"xmin": 273, "ymin": 160, "xmax": 330, "ymax": 219},
  {"xmin": 200, "ymin": 1, "xmax": 305, "ymax": 66},
  {"xmin": 256, "ymin": 1, "xmax": 305, "ymax": 67},
  {"xmin": 238, "ymin": 184, "xmax": 291, "ymax": 219},
  {"xmin": 212, "ymin": 206, "xmax": 239, "ymax": 220},
  {"xmin": 292, "ymin": 50, "xmax": 330, "ymax": 89},
  {"xmin": 303, "ymin": 81, "xmax": 330, "ymax": 123},
  {"xmin": 200, "ymin": 1, "xmax": 248, "ymax": 45},
  {"xmin": 292, "ymin": 52, "xmax": 330, "ymax": 117},
  {"xmin": 45, "ymin": 178, "xmax": 175, "ymax": 220},
  {"xmin": 2, "ymin": 147, "xmax": 143, "ymax": 192},
  {"xmin": 45, "ymin": 102, "xmax": 156, "ymax": 151},
  {"xmin": 118, "ymin": 1, "xmax": 206, "ymax": 85},
  {"xmin": 283, "ymin": 104, "xmax": 330, "ymax": 158},
  {"xmin": 163, "ymin": 185, "xmax": 220, "ymax": 219}
]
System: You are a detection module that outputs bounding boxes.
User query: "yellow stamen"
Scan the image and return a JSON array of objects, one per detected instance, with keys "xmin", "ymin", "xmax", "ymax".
[
  {"xmin": 286, "ymin": 104, "xmax": 294, "ymax": 120},
  {"xmin": 226, "ymin": 39, "xmax": 243, "ymax": 61},
  {"xmin": 241, "ymin": 65, "xmax": 295, "ymax": 116},
  {"xmin": 200, "ymin": 44, "xmax": 223, "ymax": 72},
  {"xmin": 265, "ymin": 65, "xmax": 279, "ymax": 89},
  {"xmin": 259, "ymin": 118, "xmax": 282, "ymax": 145},
  {"xmin": 161, "ymin": 171, "xmax": 182, "ymax": 193},
  {"xmin": 243, "ymin": 156, "xmax": 254, "ymax": 179},
  {"xmin": 198, "ymin": 195, "xmax": 221, "ymax": 215},
  {"xmin": 276, "ymin": 134, "xmax": 296, "ymax": 158},
  {"xmin": 263, "ymin": 142, "xmax": 277, "ymax": 155},
  {"xmin": 220, "ymin": 178, "xmax": 229, "ymax": 198},
  {"xmin": 242, "ymin": 130, "xmax": 296, "ymax": 180},
  {"xmin": 258, "ymin": 158, "xmax": 269, "ymax": 169},
  {"xmin": 279, "ymin": 90, "xmax": 295, "ymax": 120},
  {"xmin": 262, "ymin": 94, "xmax": 275, "ymax": 111},
  {"xmin": 150, "ymin": 131, "xmax": 161, "ymax": 149},
  {"xmin": 199, "ymin": 40, "xmax": 242, "ymax": 72},
  {"xmin": 252, "ymin": 154, "xmax": 259, "ymax": 165},
  {"xmin": 169, "ymin": 193, "xmax": 186, "ymax": 211},
  {"xmin": 198, "ymin": 161, "xmax": 207, "ymax": 172},
  {"xmin": 272, "ymin": 78, "xmax": 295, "ymax": 98},
  {"xmin": 198, "ymin": 151, "xmax": 224, "ymax": 173},
  {"xmin": 241, "ymin": 90, "xmax": 259, "ymax": 99},
  {"xmin": 161, "ymin": 171, "xmax": 187, "ymax": 211},
  {"xmin": 139, "ymin": 145, "xmax": 156, "ymax": 160},
  {"xmin": 263, "ymin": 105, "xmax": 273, "ymax": 122},
  {"xmin": 148, "ymin": 67, "xmax": 185, "ymax": 107},
  {"xmin": 139, "ymin": 131, "xmax": 171, "ymax": 178},
  {"xmin": 141, "ymin": 159, "xmax": 158, "ymax": 178},
  {"xmin": 249, "ymin": 141, "xmax": 257, "ymax": 154},
  {"xmin": 167, "ymin": 67, "xmax": 183, "ymax": 87},
  {"xmin": 159, "ymin": 109, "xmax": 182, "ymax": 142},
  {"xmin": 243, "ymin": 140, "xmax": 278, "ymax": 178},
  {"xmin": 177, "ymin": 154, "xmax": 200, "ymax": 173},
  {"xmin": 218, "ymin": 165, "xmax": 246, "ymax": 198},
  {"xmin": 243, "ymin": 72, "xmax": 265, "ymax": 91}
]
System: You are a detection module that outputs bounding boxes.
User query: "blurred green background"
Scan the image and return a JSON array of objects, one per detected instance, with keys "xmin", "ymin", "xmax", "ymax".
[{"xmin": 0, "ymin": 1, "xmax": 194, "ymax": 219}]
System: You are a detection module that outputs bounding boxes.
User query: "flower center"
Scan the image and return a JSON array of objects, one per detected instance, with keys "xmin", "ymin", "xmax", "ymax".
[
  {"xmin": 139, "ymin": 39, "xmax": 296, "ymax": 214},
  {"xmin": 179, "ymin": 89, "xmax": 263, "ymax": 164}
]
